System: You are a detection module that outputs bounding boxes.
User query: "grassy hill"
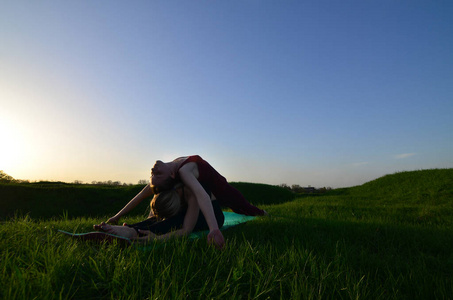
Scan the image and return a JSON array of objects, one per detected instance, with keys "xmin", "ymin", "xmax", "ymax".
[
  {"xmin": 351, "ymin": 168, "xmax": 453, "ymax": 202},
  {"xmin": 1, "ymin": 169, "xmax": 452, "ymax": 299},
  {"xmin": 0, "ymin": 183, "xmax": 148, "ymax": 220},
  {"xmin": 230, "ymin": 182, "xmax": 295, "ymax": 205},
  {"xmin": 278, "ymin": 168, "xmax": 453, "ymax": 227},
  {"xmin": 0, "ymin": 168, "xmax": 450, "ymax": 222},
  {"xmin": 0, "ymin": 181, "xmax": 294, "ymax": 220}
]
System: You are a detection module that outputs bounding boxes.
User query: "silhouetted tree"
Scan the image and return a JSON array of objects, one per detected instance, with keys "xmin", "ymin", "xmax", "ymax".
[
  {"xmin": 279, "ymin": 183, "xmax": 291, "ymax": 190},
  {"xmin": 0, "ymin": 171, "xmax": 15, "ymax": 183},
  {"xmin": 291, "ymin": 184, "xmax": 305, "ymax": 193}
]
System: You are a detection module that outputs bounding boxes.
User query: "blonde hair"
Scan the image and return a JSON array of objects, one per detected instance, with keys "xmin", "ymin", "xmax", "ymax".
[
  {"xmin": 150, "ymin": 188, "xmax": 185, "ymax": 220},
  {"xmin": 151, "ymin": 177, "xmax": 177, "ymax": 194}
]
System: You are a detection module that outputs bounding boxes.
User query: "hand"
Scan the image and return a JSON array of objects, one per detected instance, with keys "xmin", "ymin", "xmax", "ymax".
[
  {"xmin": 207, "ymin": 229, "xmax": 225, "ymax": 250},
  {"xmin": 106, "ymin": 216, "xmax": 119, "ymax": 225}
]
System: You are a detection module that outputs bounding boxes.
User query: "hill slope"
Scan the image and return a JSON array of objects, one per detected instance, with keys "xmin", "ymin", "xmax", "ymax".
[
  {"xmin": 350, "ymin": 168, "xmax": 453, "ymax": 204},
  {"xmin": 0, "ymin": 183, "xmax": 148, "ymax": 220},
  {"xmin": 1, "ymin": 169, "xmax": 450, "ymax": 220},
  {"xmin": 0, "ymin": 181, "xmax": 294, "ymax": 220}
]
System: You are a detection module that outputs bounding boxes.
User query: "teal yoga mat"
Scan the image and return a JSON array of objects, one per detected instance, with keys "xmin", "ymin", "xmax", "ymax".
[
  {"xmin": 221, "ymin": 211, "xmax": 257, "ymax": 227},
  {"xmin": 188, "ymin": 211, "xmax": 256, "ymax": 239},
  {"xmin": 58, "ymin": 211, "xmax": 257, "ymax": 244}
]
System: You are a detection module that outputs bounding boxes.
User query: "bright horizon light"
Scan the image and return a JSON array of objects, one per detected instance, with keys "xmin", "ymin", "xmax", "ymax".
[{"xmin": 0, "ymin": 116, "xmax": 28, "ymax": 174}]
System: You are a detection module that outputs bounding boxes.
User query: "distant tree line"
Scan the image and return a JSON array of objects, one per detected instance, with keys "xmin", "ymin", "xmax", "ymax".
[
  {"xmin": 0, "ymin": 170, "xmax": 32, "ymax": 184},
  {"xmin": 0, "ymin": 170, "xmax": 15, "ymax": 183},
  {"xmin": 2, "ymin": 170, "xmax": 330, "ymax": 192},
  {"xmin": 65, "ymin": 179, "xmax": 150, "ymax": 186},
  {"xmin": 0, "ymin": 171, "xmax": 149, "ymax": 186},
  {"xmin": 279, "ymin": 183, "xmax": 332, "ymax": 194},
  {"xmin": 86, "ymin": 179, "xmax": 149, "ymax": 186}
]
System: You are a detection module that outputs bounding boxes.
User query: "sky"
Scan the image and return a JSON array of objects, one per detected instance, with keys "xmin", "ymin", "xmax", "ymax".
[{"xmin": 1, "ymin": 1, "xmax": 452, "ymax": 188}]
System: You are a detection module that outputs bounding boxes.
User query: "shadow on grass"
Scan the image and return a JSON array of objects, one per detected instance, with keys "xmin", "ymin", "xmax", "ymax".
[{"xmin": 222, "ymin": 215, "xmax": 453, "ymax": 297}]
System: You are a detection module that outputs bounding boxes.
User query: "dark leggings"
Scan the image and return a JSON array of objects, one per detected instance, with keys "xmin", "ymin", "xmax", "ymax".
[
  {"xmin": 127, "ymin": 200, "xmax": 225, "ymax": 235},
  {"xmin": 216, "ymin": 184, "xmax": 266, "ymax": 216}
]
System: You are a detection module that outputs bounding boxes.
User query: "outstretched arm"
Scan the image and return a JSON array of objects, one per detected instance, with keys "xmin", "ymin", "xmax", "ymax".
[
  {"xmin": 107, "ymin": 184, "xmax": 153, "ymax": 224},
  {"xmin": 178, "ymin": 164, "xmax": 225, "ymax": 248}
]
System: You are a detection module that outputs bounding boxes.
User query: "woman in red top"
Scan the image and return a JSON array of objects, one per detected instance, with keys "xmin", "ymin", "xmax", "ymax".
[
  {"xmin": 161, "ymin": 155, "xmax": 266, "ymax": 216},
  {"xmin": 95, "ymin": 156, "xmax": 266, "ymax": 248}
]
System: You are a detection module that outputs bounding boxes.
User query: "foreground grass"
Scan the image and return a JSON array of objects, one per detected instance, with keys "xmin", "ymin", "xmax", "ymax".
[{"xmin": 1, "ymin": 169, "xmax": 453, "ymax": 299}]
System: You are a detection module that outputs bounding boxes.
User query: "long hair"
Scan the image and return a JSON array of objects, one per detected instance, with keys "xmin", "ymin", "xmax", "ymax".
[
  {"xmin": 150, "ymin": 186, "xmax": 185, "ymax": 220},
  {"xmin": 151, "ymin": 176, "xmax": 177, "ymax": 195}
]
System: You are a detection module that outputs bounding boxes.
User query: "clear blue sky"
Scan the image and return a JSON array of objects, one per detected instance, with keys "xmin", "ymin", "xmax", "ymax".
[{"xmin": 1, "ymin": 1, "xmax": 452, "ymax": 188}]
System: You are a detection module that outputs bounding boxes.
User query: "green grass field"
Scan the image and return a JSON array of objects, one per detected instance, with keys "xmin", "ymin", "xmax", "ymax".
[{"xmin": 1, "ymin": 169, "xmax": 452, "ymax": 299}]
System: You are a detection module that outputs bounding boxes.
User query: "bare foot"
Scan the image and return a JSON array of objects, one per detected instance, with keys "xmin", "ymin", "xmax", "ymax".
[
  {"xmin": 93, "ymin": 222, "xmax": 106, "ymax": 231},
  {"xmin": 93, "ymin": 222, "xmax": 138, "ymax": 239}
]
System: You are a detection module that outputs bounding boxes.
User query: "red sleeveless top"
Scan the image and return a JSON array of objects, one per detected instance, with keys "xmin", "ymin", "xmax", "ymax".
[
  {"xmin": 175, "ymin": 155, "xmax": 265, "ymax": 216},
  {"xmin": 176, "ymin": 155, "xmax": 229, "ymax": 195}
]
